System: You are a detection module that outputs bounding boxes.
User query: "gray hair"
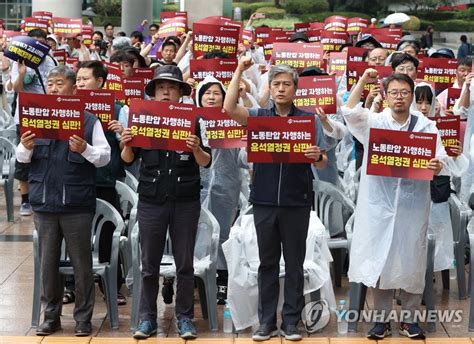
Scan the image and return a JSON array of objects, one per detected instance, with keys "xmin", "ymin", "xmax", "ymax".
[
  {"xmin": 112, "ymin": 36, "xmax": 132, "ymax": 50},
  {"xmin": 398, "ymin": 41, "xmax": 420, "ymax": 54},
  {"xmin": 268, "ymin": 64, "xmax": 298, "ymax": 87},
  {"xmin": 47, "ymin": 65, "xmax": 76, "ymax": 84}
]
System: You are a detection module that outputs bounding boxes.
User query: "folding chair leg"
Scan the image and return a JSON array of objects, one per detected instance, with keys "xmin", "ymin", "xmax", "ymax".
[
  {"xmin": 4, "ymin": 181, "xmax": 14, "ymax": 222},
  {"xmin": 103, "ymin": 271, "xmax": 119, "ymax": 329},
  {"xmin": 196, "ymin": 277, "xmax": 209, "ymax": 320},
  {"xmin": 424, "ymin": 237, "xmax": 436, "ymax": 333},
  {"xmin": 441, "ymin": 270, "xmax": 449, "ymax": 290},
  {"xmin": 203, "ymin": 272, "xmax": 218, "ymax": 331},
  {"xmin": 456, "ymin": 239, "xmax": 467, "ymax": 299},
  {"xmin": 348, "ymin": 282, "xmax": 366, "ymax": 332}
]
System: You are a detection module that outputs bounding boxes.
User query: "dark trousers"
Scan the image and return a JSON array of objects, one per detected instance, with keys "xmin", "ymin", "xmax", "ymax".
[
  {"xmin": 137, "ymin": 199, "xmax": 200, "ymax": 323},
  {"xmin": 253, "ymin": 205, "xmax": 310, "ymax": 327},
  {"xmin": 34, "ymin": 212, "xmax": 95, "ymax": 324}
]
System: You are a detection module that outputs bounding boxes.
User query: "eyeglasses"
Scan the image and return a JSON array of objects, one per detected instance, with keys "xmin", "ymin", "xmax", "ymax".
[
  {"xmin": 395, "ymin": 66, "xmax": 416, "ymax": 73},
  {"xmin": 368, "ymin": 57, "xmax": 386, "ymax": 63},
  {"xmin": 387, "ymin": 90, "xmax": 411, "ymax": 98}
]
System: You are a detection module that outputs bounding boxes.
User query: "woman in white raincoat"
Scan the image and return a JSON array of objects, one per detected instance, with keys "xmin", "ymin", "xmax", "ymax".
[
  {"xmin": 342, "ymin": 70, "xmax": 464, "ymax": 340},
  {"xmin": 413, "ymin": 82, "xmax": 468, "ymax": 272},
  {"xmin": 196, "ymin": 75, "xmax": 245, "ymax": 304}
]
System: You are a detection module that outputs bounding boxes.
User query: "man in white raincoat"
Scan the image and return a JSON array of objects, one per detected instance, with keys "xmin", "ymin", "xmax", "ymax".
[{"xmin": 342, "ymin": 70, "xmax": 450, "ymax": 340}]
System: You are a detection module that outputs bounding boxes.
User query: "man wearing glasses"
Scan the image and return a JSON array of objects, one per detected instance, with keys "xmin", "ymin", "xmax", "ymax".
[
  {"xmin": 342, "ymin": 70, "xmax": 450, "ymax": 340},
  {"xmin": 391, "ymin": 53, "xmax": 419, "ymax": 81},
  {"xmin": 366, "ymin": 48, "xmax": 389, "ymax": 66}
]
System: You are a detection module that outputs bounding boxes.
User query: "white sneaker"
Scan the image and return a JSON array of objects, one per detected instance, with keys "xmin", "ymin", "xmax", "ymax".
[{"xmin": 20, "ymin": 202, "xmax": 32, "ymax": 216}]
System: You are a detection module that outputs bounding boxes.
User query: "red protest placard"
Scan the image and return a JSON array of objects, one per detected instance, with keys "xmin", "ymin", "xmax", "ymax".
[
  {"xmin": 32, "ymin": 11, "xmax": 52, "ymax": 21},
  {"xmin": 23, "ymin": 17, "xmax": 49, "ymax": 32},
  {"xmin": 196, "ymin": 16, "xmax": 243, "ymax": 36},
  {"xmin": 347, "ymin": 46, "xmax": 367, "ymax": 62},
  {"xmin": 128, "ymin": 100, "xmax": 196, "ymax": 151},
  {"xmin": 132, "ymin": 67, "xmax": 154, "ymax": 87},
  {"xmin": 306, "ymin": 29, "xmax": 322, "ymax": 43},
  {"xmin": 53, "ymin": 49, "xmax": 67, "ymax": 65},
  {"xmin": 190, "ymin": 58, "xmax": 237, "ymax": 89},
  {"xmin": 294, "ymin": 23, "xmax": 311, "ymax": 33},
  {"xmin": 247, "ymin": 116, "xmax": 315, "ymax": 163},
  {"xmin": 433, "ymin": 116, "xmax": 460, "ymax": 156},
  {"xmin": 372, "ymin": 34, "xmax": 400, "ymax": 52},
  {"xmin": 53, "ymin": 17, "xmax": 82, "ymax": 38},
  {"xmin": 81, "ymin": 24, "xmax": 94, "ymax": 47},
  {"xmin": 328, "ymin": 52, "xmax": 347, "ymax": 76},
  {"xmin": 65, "ymin": 57, "xmax": 79, "ymax": 70},
  {"xmin": 198, "ymin": 107, "xmax": 245, "ymax": 149},
  {"xmin": 158, "ymin": 16, "xmax": 187, "ymax": 38},
  {"xmin": 324, "ymin": 16, "xmax": 347, "ymax": 32},
  {"xmin": 294, "ymin": 75, "xmax": 337, "ymax": 114},
  {"xmin": 123, "ymin": 77, "xmax": 145, "ymax": 107},
  {"xmin": 272, "ymin": 43, "xmax": 324, "ymax": 72},
  {"xmin": 161, "ymin": 11, "xmax": 188, "ymax": 23},
  {"xmin": 192, "ymin": 23, "xmax": 239, "ymax": 59},
  {"xmin": 361, "ymin": 27, "xmax": 403, "ymax": 38},
  {"xmin": 103, "ymin": 62, "xmax": 125, "ymax": 104},
  {"xmin": 346, "ymin": 61, "xmax": 392, "ymax": 97},
  {"xmin": 19, "ymin": 93, "xmax": 84, "ymax": 140},
  {"xmin": 367, "ymin": 128, "xmax": 436, "ymax": 180},
  {"xmin": 77, "ymin": 90, "xmax": 115, "ymax": 130},
  {"xmin": 321, "ymin": 30, "xmax": 348, "ymax": 52},
  {"xmin": 255, "ymin": 27, "xmax": 284, "ymax": 61},
  {"xmin": 347, "ymin": 18, "xmax": 368, "ymax": 35},
  {"xmin": 447, "ymin": 87, "xmax": 462, "ymax": 112},
  {"xmin": 241, "ymin": 29, "xmax": 254, "ymax": 48},
  {"xmin": 422, "ymin": 57, "xmax": 457, "ymax": 92}
]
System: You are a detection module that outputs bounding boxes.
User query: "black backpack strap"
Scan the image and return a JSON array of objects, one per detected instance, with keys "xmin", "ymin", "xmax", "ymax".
[{"xmin": 407, "ymin": 114, "xmax": 418, "ymax": 132}]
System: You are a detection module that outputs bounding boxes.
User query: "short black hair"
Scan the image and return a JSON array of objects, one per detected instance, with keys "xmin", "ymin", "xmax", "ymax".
[
  {"xmin": 149, "ymin": 24, "xmax": 159, "ymax": 30},
  {"xmin": 384, "ymin": 73, "xmax": 415, "ymax": 94},
  {"xmin": 104, "ymin": 23, "xmax": 114, "ymax": 30},
  {"xmin": 161, "ymin": 40, "xmax": 177, "ymax": 51},
  {"xmin": 203, "ymin": 50, "xmax": 229, "ymax": 59},
  {"xmin": 28, "ymin": 29, "xmax": 47, "ymax": 40},
  {"xmin": 77, "ymin": 60, "xmax": 108, "ymax": 88},
  {"xmin": 117, "ymin": 31, "xmax": 127, "ymax": 37},
  {"xmin": 391, "ymin": 52, "xmax": 419, "ymax": 70},
  {"xmin": 164, "ymin": 36, "xmax": 181, "ymax": 48},
  {"xmin": 130, "ymin": 31, "xmax": 144, "ymax": 42},
  {"xmin": 415, "ymin": 85, "xmax": 433, "ymax": 104},
  {"xmin": 461, "ymin": 35, "xmax": 468, "ymax": 43},
  {"xmin": 109, "ymin": 50, "xmax": 135, "ymax": 65},
  {"xmin": 458, "ymin": 57, "xmax": 472, "ymax": 68},
  {"xmin": 93, "ymin": 30, "xmax": 104, "ymax": 39}
]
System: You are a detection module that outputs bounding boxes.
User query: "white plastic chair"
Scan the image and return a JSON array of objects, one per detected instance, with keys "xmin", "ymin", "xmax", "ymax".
[{"xmin": 0, "ymin": 137, "xmax": 16, "ymax": 222}]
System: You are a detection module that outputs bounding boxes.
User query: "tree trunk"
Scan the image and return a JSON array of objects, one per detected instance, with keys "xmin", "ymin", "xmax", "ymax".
[{"xmin": 274, "ymin": 0, "xmax": 281, "ymax": 8}]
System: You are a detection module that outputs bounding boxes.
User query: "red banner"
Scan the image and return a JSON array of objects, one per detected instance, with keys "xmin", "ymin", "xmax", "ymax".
[
  {"xmin": 102, "ymin": 62, "xmax": 125, "ymax": 105},
  {"xmin": 433, "ymin": 116, "xmax": 460, "ymax": 156},
  {"xmin": 294, "ymin": 23, "xmax": 311, "ymax": 33},
  {"xmin": 361, "ymin": 27, "xmax": 403, "ymax": 38},
  {"xmin": 190, "ymin": 58, "xmax": 237, "ymax": 89},
  {"xmin": 192, "ymin": 23, "xmax": 239, "ymax": 58},
  {"xmin": 372, "ymin": 34, "xmax": 400, "ymax": 52},
  {"xmin": 19, "ymin": 93, "xmax": 84, "ymax": 140},
  {"xmin": 196, "ymin": 16, "xmax": 243, "ymax": 36},
  {"xmin": 346, "ymin": 61, "xmax": 392, "ymax": 97},
  {"xmin": 32, "ymin": 11, "xmax": 53, "ymax": 21},
  {"xmin": 323, "ymin": 16, "xmax": 347, "ymax": 32},
  {"xmin": 328, "ymin": 52, "xmax": 347, "ymax": 76},
  {"xmin": 367, "ymin": 128, "xmax": 436, "ymax": 180},
  {"xmin": 255, "ymin": 27, "xmax": 285, "ymax": 60},
  {"xmin": 447, "ymin": 87, "xmax": 462, "ymax": 112},
  {"xmin": 77, "ymin": 90, "xmax": 115, "ymax": 130},
  {"xmin": 347, "ymin": 18, "xmax": 368, "ymax": 35},
  {"xmin": 422, "ymin": 57, "xmax": 458, "ymax": 92},
  {"xmin": 53, "ymin": 49, "xmax": 67, "ymax": 65},
  {"xmin": 306, "ymin": 29, "xmax": 322, "ymax": 43},
  {"xmin": 198, "ymin": 107, "xmax": 245, "ymax": 148},
  {"xmin": 161, "ymin": 11, "xmax": 188, "ymax": 23},
  {"xmin": 247, "ymin": 116, "xmax": 315, "ymax": 163},
  {"xmin": 132, "ymin": 67, "xmax": 154, "ymax": 87},
  {"xmin": 65, "ymin": 57, "xmax": 79, "ymax": 70},
  {"xmin": 241, "ymin": 29, "xmax": 254, "ymax": 48},
  {"xmin": 128, "ymin": 100, "xmax": 196, "ymax": 151},
  {"xmin": 23, "ymin": 17, "xmax": 49, "ymax": 32},
  {"xmin": 123, "ymin": 77, "xmax": 145, "ymax": 107},
  {"xmin": 158, "ymin": 16, "xmax": 187, "ymax": 38},
  {"xmin": 321, "ymin": 30, "xmax": 348, "ymax": 52},
  {"xmin": 81, "ymin": 24, "xmax": 94, "ymax": 47},
  {"xmin": 272, "ymin": 43, "xmax": 324, "ymax": 71},
  {"xmin": 347, "ymin": 47, "xmax": 367, "ymax": 62},
  {"xmin": 294, "ymin": 75, "xmax": 337, "ymax": 114},
  {"xmin": 53, "ymin": 17, "xmax": 82, "ymax": 38}
]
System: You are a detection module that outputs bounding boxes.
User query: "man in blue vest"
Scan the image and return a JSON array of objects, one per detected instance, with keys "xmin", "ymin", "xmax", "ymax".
[
  {"xmin": 224, "ymin": 57, "xmax": 328, "ymax": 341},
  {"xmin": 16, "ymin": 65, "xmax": 111, "ymax": 336}
]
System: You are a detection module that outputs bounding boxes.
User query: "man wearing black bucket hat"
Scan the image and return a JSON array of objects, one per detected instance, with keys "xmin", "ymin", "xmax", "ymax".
[{"xmin": 121, "ymin": 65, "xmax": 212, "ymax": 340}]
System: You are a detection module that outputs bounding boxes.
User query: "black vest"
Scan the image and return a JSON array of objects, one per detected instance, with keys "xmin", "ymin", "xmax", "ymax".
[
  {"xmin": 28, "ymin": 113, "xmax": 98, "ymax": 213},
  {"xmin": 250, "ymin": 106, "xmax": 315, "ymax": 207}
]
